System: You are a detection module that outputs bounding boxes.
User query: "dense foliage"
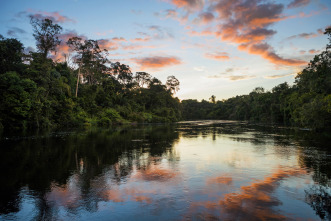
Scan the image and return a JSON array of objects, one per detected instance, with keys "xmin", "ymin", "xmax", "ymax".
[
  {"xmin": 182, "ymin": 28, "xmax": 331, "ymax": 131},
  {"xmin": 0, "ymin": 18, "xmax": 330, "ymax": 131},
  {"xmin": 0, "ymin": 19, "xmax": 181, "ymax": 130}
]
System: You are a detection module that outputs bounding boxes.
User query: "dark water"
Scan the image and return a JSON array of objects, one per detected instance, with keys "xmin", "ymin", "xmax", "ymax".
[{"xmin": 0, "ymin": 121, "xmax": 330, "ymax": 220}]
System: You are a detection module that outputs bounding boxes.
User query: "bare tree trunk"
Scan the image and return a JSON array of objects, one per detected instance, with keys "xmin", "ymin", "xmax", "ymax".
[{"xmin": 75, "ymin": 65, "xmax": 80, "ymax": 97}]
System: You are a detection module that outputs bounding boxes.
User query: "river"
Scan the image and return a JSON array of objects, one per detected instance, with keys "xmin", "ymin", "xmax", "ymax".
[{"xmin": 0, "ymin": 121, "xmax": 330, "ymax": 220}]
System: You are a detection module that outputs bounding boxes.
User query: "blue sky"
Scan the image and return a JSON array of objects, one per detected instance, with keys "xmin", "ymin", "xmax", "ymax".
[{"xmin": 1, "ymin": 0, "xmax": 330, "ymax": 100}]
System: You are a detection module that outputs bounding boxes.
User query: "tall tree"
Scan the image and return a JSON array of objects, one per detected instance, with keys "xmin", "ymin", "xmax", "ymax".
[
  {"xmin": 165, "ymin": 75, "xmax": 180, "ymax": 95},
  {"xmin": 135, "ymin": 72, "xmax": 151, "ymax": 88},
  {"xmin": 209, "ymin": 95, "xmax": 216, "ymax": 104},
  {"xmin": 67, "ymin": 37, "xmax": 109, "ymax": 85},
  {"xmin": 30, "ymin": 17, "xmax": 62, "ymax": 58}
]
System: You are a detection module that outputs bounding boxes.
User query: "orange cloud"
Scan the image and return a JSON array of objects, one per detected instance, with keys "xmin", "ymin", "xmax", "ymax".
[
  {"xmin": 100, "ymin": 187, "xmax": 155, "ymax": 204},
  {"xmin": 134, "ymin": 167, "xmax": 178, "ymax": 182},
  {"xmin": 239, "ymin": 43, "xmax": 307, "ymax": 66},
  {"xmin": 205, "ymin": 52, "xmax": 230, "ymax": 60},
  {"xmin": 183, "ymin": 1, "xmax": 307, "ymax": 66},
  {"xmin": 132, "ymin": 56, "xmax": 182, "ymax": 70},
  {"xmin": 112, "ymin": 37, "xmax": 126, "ymax": 42},
  {"xmin": 172, "ymin": 0, "xmax": 204, "ymax": 11},
  {"xmin": 264, "ymin": 73, "xmax": 295, "ymax": 79},
  {"xmin": 51, "ymin": 31, "xmax": 87, "ymax": 61},
  {"xmin": 98, "ymin": 39, "xmax": 121, "ymax": 51},
  {"xmin": 188, "ymin": 30, "xmax": 214, "ymax": 37},
  {"xmin": 207, "ymin": 176, "xmax": 233, "ymax": 185},
  {"xmin": 186, "ymin": 167, "xmax": 306, "ymax": 220},
  {"xmin": 130, "ymin": 37, "xmax": 151, "ymax": 43},
  {"xmin": 228, "ymin": 75, "xmax": 256, "ymax": 81},
  {"xmin": 218, "ymin": 168, "xmax": 306, "ymax": 220},
  {"xmin": 308, "ymin": 49, "xmax": 320, "ymax": 54}
]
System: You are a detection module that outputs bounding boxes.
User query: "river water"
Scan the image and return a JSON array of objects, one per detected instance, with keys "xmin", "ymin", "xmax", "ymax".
[{"xmin": 0, "ymin": 121, "xmax": 330, "ymax": 220}]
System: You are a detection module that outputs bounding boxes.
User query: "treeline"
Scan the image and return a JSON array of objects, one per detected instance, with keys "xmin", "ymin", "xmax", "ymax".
[
  {"xmin": 0, "ymin": 18, "xmax": 181, "ymax": 130},
  {"xmin": 1, "ymin": 17, "xmax": 330, "ymax": 131},
  {"xmin": 182, "ymin": 28, "xmax": 331, "ymax": 131}
]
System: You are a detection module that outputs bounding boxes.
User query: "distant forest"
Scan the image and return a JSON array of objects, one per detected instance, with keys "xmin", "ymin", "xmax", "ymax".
[
  {"xmin": 182, "ymin": 28, "xmax": 331, "ymax": 131},
  {"xmin": 0, "ymin": 18, "xmax": 330, "ymax": 131}
]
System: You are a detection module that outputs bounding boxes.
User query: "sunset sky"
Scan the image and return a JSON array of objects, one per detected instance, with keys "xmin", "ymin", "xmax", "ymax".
[{"xmin": 1, "ymin": 0, "xmax": 330, "ymax": 100}]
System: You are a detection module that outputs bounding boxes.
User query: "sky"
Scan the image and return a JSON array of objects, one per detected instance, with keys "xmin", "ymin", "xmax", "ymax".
[{"xmin": 1, "ymin": 0, "xmax": 330, "ymax": 100}]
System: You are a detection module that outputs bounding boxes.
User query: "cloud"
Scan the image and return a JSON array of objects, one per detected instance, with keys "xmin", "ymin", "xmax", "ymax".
[
  {"xmin": 98, "ymin": 39, "xmax": 121, "ymax": 51},
  {"xmin": 195, "ymin": 12, "xmax": 215, "ymax": 24},
  {"xmin": 132, "ymin": 56, "xmax": 182, "ymax": 70},
  {"xmin": 285, "ymin": 30, "xmax": 322, "ymax": 40},
  {"xmin": 207, "ymin": 75, "xmax": 222, "ymax": 79},
  {"xmin": 171, "ymin": 0, "xmax": 204, "ymax": 11},
  {"xmin": 205, "ymin": 52, "xmax": 230, "ymax": 60},
  {"xmin": 51, "ymin": 31, "xmax": 87, "ymax": 61},
  {"xmin": 216, "ymin": 168, "xmax": 305, "ymax": 220},
  {"xmin": 155, "ymin": 9, "xmax": 188, "ymax": 24},
  {"xmin": 121, "ymin": 44, "xmax": 156, "ymax": 51},
  {"xmin": 95, "ymin": 30, "xmax": 113, "ymax": 36},
  {"xmin": 238, "ymin": 43, "xmax": 307, "ymax": 66},
  {"xmin": 207, "ymin": 176, "xmax": 233, "ymax": 185},
  {"xmin": 148, "ymin": 25, "xmax": 174, "ymax": 39},
  {"xmin": 111, "ymin": 37, "xmax": 127, "ymax": 42},
  {"xmin": 18, "ymin": 9, "xmax": 76, "ymax": 23},
  {"xmin": 227, "ymin": 75, "xmax": 256, "ymax": 81},
  {"xmin": 7, "ymin": 27, "xmax": 26, "ymax": 37},
  {"xmin": 308, "ymin": 49, "xmax": 320, "ymax": 54},
  {"xmin": 186, "ymin": 167, "xmax": 306, "ymax": 220},
  {"xmin": 130, "ymin": 37, "xmax": 151, "ymax": 43},
  {"xmin": 176, "ymin": 0, "xmax": 307, "ymax": 66},
  {"xmin": 264, "ymin": 73, "xmax": 295, "ymax": 79},
  {"xmin": 134, "ymin": 167, "xmax": 178, "ymax": 182},
  {"xmin": 207, "ymin": 73, "xmax": 256, "ymax": 81},
  {"xmin": 188, "ymin": 29, "xmax": 214, "ymax": 37},
  {"xmin": 288, "ymin": 0, "xmax": 311, "ymax": 9}
]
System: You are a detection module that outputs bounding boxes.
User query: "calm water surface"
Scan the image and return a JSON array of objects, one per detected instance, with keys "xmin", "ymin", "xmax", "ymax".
[{"xmin": 0, "ymin": 121, "xmax": 330, "ymax": 220}]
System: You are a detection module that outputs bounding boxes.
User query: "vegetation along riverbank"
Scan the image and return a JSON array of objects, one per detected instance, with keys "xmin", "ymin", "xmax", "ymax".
[{"xmin": 0, "ymin": 18, "xmax": 330, "ymax": 131}]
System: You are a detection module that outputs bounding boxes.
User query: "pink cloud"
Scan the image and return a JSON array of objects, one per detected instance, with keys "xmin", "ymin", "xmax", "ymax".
[
  {"xmin": 288, "ymin": 0, "xmax": 311, "ymax": 9},
  {"xmin": 239, "ymin": 43, "xmax": 307, "ymax": 66},
  {"xmin": 205, "ymin": 52, "xmax": 230, "ymax": 60},
  {"xmin": 27, "ymin": 10, "xmax": 75, "ymax": 23},
  {"xmin": 51, "ymin": 31, "xmax": 87, "ymax": 61},
  {"xmin": 132, "ymin": 56, "xmax": 182, "ymax": 70},
  {"xmin": 308, "ymin": 49, "xmax": 320, "ymax": 54},
  {"xmin": 130, "ymin": 37, "xmax": 151, "ymax": 43},
  {"xmin": 180, "ymin": 0, "xmax": 308, "ymax": 66},
  {"xmin": 171, "ymin": 0, "xmax": 204, "ymax": 11}
]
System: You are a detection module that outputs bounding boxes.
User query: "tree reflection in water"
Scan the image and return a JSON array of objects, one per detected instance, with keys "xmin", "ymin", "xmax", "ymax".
[{"xmin": 0, "ymin": 121, "xmax": 330, "ymax": 220}]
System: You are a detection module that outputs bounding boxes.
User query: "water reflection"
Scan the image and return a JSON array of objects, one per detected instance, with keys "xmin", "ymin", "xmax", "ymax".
[{"xmin": 0, "ymin": 122, "xmax": 330, "ymax": 220}]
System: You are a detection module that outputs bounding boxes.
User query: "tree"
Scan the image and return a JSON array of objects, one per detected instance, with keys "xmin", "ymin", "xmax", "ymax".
[
  {"xmin": 209, "ymin": 95, "xmax": 216, "ymax": 104},
  {"xmin": 30, "ymin": 17, "xmax": 62, "ymax": 58},
  {"xmin": 0, "ymin": 36, "xmax": 24, "ymax": 74},
  {"xmin": 165, "ymin": 75, "xmax": 180, "ymax": 95},
  {"xmin": 67, "ymin": 37, "xmax": 110, "ymax": 96},
  {"xmin": 135, "ymin": 72, "xmax": 151, "ymax": 88},
  {"xmin": 325, "ymin": 27, "xmax": 331, "ymax": 50},
  {"xmin": 111, "ymin": 62, "xmax": 133, "ymax": 87}
]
